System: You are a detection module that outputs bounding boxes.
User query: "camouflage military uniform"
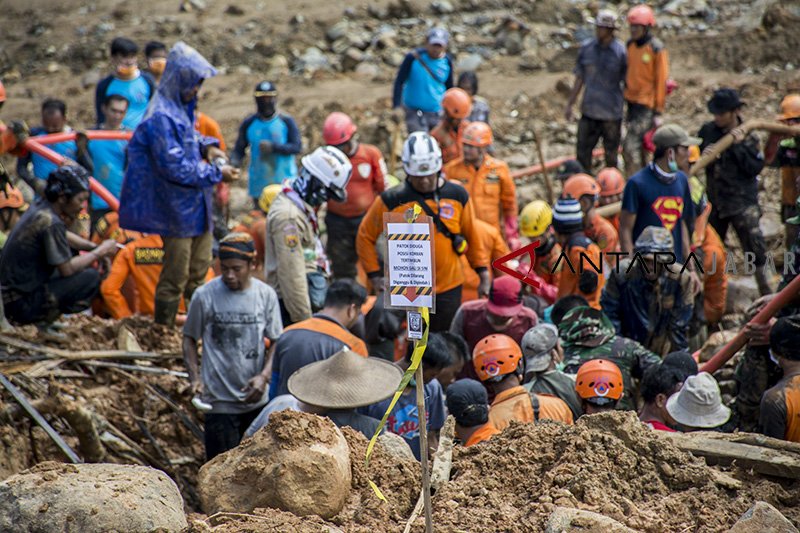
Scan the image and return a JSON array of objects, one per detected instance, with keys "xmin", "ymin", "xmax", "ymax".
[{"xmin": 559, "ymin": 305, "xmax": 661, "ymax": 410}]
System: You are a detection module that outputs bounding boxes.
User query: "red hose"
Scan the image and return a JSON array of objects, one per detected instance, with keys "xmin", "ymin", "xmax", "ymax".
[
  {"xmin": 699, "ymin": 273, "xmax": 800, "ymax": 373},
  {"xmin": 510, "ymin": 148, "xmax": 606, "ymax": 180},
  {"xmin": 21, "ymin": 139, "xmax": 120, "ymax": 212},
  {"xmin": 31, "ymin": 130, "xmax": 132, "ymax": 145}
]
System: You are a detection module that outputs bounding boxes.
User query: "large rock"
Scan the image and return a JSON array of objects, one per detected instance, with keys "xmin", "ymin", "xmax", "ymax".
[
  {"xmin": 545, "ymin": 506, "xmax": 637, "ymax": 533},
  {"xmin": 0, "ymin": 462, "xmax": 187, "ymax": 533},
  {"xmin": 198, "ymin": 411, "xmax": 351, "ymax": 520},
  {"xmin": 725, "ymin": 276, "xmax": 760, "ymax": 315},
  {"xmin": 699, "ymin": 330, "xmax": 739, "ymax": 363},
  {"xmin": 728, "ymin": 501, "xmax": 799, "ymax": 533}
]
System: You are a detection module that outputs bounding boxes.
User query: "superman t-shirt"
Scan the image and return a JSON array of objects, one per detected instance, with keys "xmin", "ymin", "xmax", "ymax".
[{"xmin": 621, "ymin": 164, "xmax": 694, "ymax": 262}]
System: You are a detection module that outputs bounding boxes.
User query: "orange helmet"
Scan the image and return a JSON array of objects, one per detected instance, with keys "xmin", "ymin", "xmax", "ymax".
[
  {"xmin": 322, "ymin": 112, "xmax": 357, "ymax": 146},
  {"xmin": 575, "ymin": 359, "xmax": 624, "ymax": 402},
  {"xmin": 0, "ymin": 81, "xmax": 6, "ymax": 103},
  {"xmin": 442, "ymin": 88, "xmax": 472, "ymax": 119},
  {"xmin": 0, "ymin": 184, "xmax": 26, "ymax": 210},
  {"xmin": 778, "ymin": 94, "xmax": 800, "ymax": 121},
  {"xmin": 462, "ymin": 121, "xmax": 493, "ymax": 148},
  {"xmin": 596, "ymin": 167, "xmax": 625, "ymax": 196},
  {"xmin": 472, "ymin": 334, "xmax": 522, "ymax": 382},
  {"xmin": 688, "ymin": 145, "xmax": 701, "ymax": 164},
  {"xmin": 627, "ymin": 5, "xmax": 656, "ymax": 26},
  {"xmin": 562, "ymin": 173, "xmax": 599, "ymax": 202}
]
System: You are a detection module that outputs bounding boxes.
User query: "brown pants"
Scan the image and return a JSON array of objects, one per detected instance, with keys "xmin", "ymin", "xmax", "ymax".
[{"xmin": 156, "ymin": 232, "xmax": 213, "ymax": 304}]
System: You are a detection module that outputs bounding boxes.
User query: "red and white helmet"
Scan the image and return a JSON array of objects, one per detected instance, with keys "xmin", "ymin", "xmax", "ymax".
[
  {"xmin": 322, "ymin": 112, "xmax": 357, "ymax": 146},
  {"xmin": 402, "ymin": 132, "xmax": 442, "ymax": 176}
]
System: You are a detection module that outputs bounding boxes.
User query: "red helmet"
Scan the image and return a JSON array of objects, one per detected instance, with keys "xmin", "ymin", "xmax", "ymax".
[
  {"xmin": 562, "ymin": 173, "xmax": 599, "ymax": 201},
  {"xmin": 472, "ymin": 334, "xmax": 522, "ymax": 382},
  {"xmin": 627, "ymin": 5, "xmax": 656, "ymax": 26},
  {"xmin": 596, "ymin": 167, "xmax": 625, "ymax": 196},
  {"xmin": 0, "ymin": 81, "xmax": 6, "ymax": 103},
  {"xmin": 462, "ymin": 121, "xmax": 493, "ymax": 147},
  {"xmin": 575, "ymin": 359, "xmax": 624, "ymax": 401},
  {"xmin": 322, "ymin": 112, "xmax": 357, "ymax": 146},
  {"xmin": 442, "ymin": 88, "xmax": 472, "ymax": 119}
]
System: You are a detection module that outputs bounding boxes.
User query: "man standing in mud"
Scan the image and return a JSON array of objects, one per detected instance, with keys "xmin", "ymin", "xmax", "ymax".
[{"xmin": 183, "ymin": 233, "xmax": 283, "ymax": 461}]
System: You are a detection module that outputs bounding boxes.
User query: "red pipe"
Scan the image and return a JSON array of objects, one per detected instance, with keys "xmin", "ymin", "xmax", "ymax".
[
  {"xmin": 699, "ymin": 272, "xmax": 800, "ymax": 374},
  {"xmin": 31, "ymin": 130, "xmax": 132, "ymax": 145},
  {"xmin": 510, "ymin": 148, "xmax": 606, "ymax": 180},
  {"xmin": 21, "ymin": 139, "xmax": 120, "ymax": 212}
]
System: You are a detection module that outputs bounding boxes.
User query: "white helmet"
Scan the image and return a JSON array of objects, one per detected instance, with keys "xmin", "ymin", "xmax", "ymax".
[
  {"xmin": 402, "ymin": 132, "xmax": 442, "ymax": 176},
  {"xmin": 300, "ymin": 146, "xmax": 353, "ymax": 200}
]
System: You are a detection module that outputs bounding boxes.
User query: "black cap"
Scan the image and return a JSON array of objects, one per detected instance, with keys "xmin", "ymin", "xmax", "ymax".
[
  {"xmin": 770, "ymin": 316, "xmax": 800, "ymax": 361},
  {"xmin": 707, "ymin": 88, "xmax": 745, "ymax": 114},
  {"xmin": 556, "ymin": 159, "xmax": 585, "ymax": 181},
  {"xmin": 254, "ymin": 81, "xmax": 277, "ymax": 97},
  {"xmin": 662, "ymin": 350, "xmax": 699, "ymax": 379},
  {"xmin": 445, "ymin": 379, "xmax": 489, "ymax": 428}
]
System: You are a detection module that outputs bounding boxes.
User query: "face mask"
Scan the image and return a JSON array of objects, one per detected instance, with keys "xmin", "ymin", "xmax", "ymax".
[
  {"xmin": 149, "ymin": 58, "xmax": 166, "ymax": 75},
  {"xmin": 116, "ymin": 65, "xmax": 139, "ymax": 79},
  {"xmin": 668, "ymin": 158, "xmax": 679, "ymax": 172},
  {"xmin": 257, "ymin": 100, "xmax": 276, "ymax": 117}
]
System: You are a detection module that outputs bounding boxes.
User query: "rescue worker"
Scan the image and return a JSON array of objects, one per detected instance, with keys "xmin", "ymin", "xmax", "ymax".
[
  {"xmin": 457, "ymin": 72, "xmax": 490, "ymax": 124},
  {"xmin": 144, "ymin": 41, "xmax": 168, "ymax": 83},
  {"xmin": 95, "ymin": 37, "xmax": 156, "ymax": 129},
  {"xmin": 760, "ymin": 316, "xmax": 800, "ymax": 442},
  {"xmin": 446, "ymin": 378, "xmax": 500, "ymax": 446},
  {"xmin": 596, "ymin": 166, "xmax": 625, "ymax": 231},
  {"xmin": 266, "ymin": 146, "xmax": 352, "ymax": 325},
  {"xmin": 558, "ymin": 304, "xmax": 660, "ymax": 410},
  {"xmin": 0, "ymin": 166, "xmax": 117, "ymax": 333},
  {"xmin": 699, "ymin": 88, "xmax": 770, "ymax": 295},
  {"xmin": 520, "ymin": 324, "xmax": 583, "ymax": 420},
  {"xmin": 91, "ymin": 210, "xmax": 143, "ymax": 246},
  {"xmin": 473, "ymin": 333, "xmax": 573, "ymax": 430},
  {"xmin": 431, "ymin": 87, "xmax": 472, "ymax": 165},
  {"xmin": 357, "ymin": 132, "xmax": 490, "ymax": 332},
  {"xmin": 665, "ymin": 372, "xmax": 731, "ymax": 432},
  {"xmin": 574, "ymin": 359, "xmax": 625, "ymax": 415},
  {"xmin": 100, "ymin": 233, "xmax": 214, "ymax": 319},
  {"xmin": 392, "ymin": 27, "xmax": 455, "ymax": 133},
  {"xmin": 0, "ymin": 183, "xmax": 28, "ymax": 250},
  {"xmin": 622, "ymin": 5, "xmax": 669, "ymax": 176},
  {"xmin": 639, "ymin": 362, "xmax": 686, "ymax": 432},
  {"xmin": 563, "ymin": 9, "xmax": 627, "ymax": 170},
  {"xmin": 551, "ymin": 197, "xmax": 605, "ymax": 309},
  {"xmin": 443, "ymin": 121, "xmax": 520, "ymax": 248},
  {"xmin": 764, "ymin": 94, "xmax": 800, "ymax": 246},
  {"xmin": 17, "ymin": 99, "xmax": 78, "ymax": 196},
  {"xmin": 519, "ymin": 200, "xmax": 561, "ymax": 297},
  {"xmin": 460, "ymin": 218, "xmax": 509, "ymax": 303},
  {"xmin": 118, "ymin": 42, "xmax": 240, "ymax": 327},
  {"xmin": 562, "ymin": 172, "xmax": 619, "ymax": 253},
  {"xmin": 602, "ymin": 226, "xmax": 693, "ymax": 355},
  {"xmin": 322, "ymin": 112, "xmax": 386, "ymax": 280},
  {"xmin": 231, "ymin": 81, "xmax": 302, "ymax": 204}
]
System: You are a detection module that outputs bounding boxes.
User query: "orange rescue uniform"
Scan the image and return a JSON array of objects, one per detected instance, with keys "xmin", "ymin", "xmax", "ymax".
[
  {"xmin": 101, "ymin": 234, "xmax": 214, "ymax": 319},
  {"xmin": 488, "ymin": 386, "xmax": 573, "ymax": 431},
  {"xmin": 357, "ymin": 180, "xmax": 489, "ymax": 294},
  {"xmin": 443, "ymin": 155, "xmax": 518, "ymax": 230},
  {"xmin": 91, "ymin": 211, "xmax": 143, "ymax": 245},
  {"xmin": 327, "ymin": 143, "xmax": 386, "ymax": 218},
  {"xmin": 700, "ymin": 224, "xmax": 727, "ymax": 324},
  {"xmin": 604, "ymin": 212, "xmax": 620, "ymax": 233},
  {"xmin": 195, "ymin": 112, "xmax": 226, "ymax": 150},
  {"xmin": 465, "ymin": 423, "xmax": 501, "ymax": 446},
  {"xmin": 431, "ymin": 121, "xmax": 466, "ymax": 165},
  {"xmin": 284, "ymin": 316, "xmax": 368, "ymax": 356},
  {"xmin": 585, "ymin": 212, "xmax": 620, "ymax": 254},
  {"xmin": 624, "ymin": 38, "xmax": 669, "ymax": 113},
  {"xmin": 557, "ymin": 233, "xmax": 605, "ymax": 310},
  {"xmin": 461, "ymin": 219, "xmax": 510, "ymax": 302}
]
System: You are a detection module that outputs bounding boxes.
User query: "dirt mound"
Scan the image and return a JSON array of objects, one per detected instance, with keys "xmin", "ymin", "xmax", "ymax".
[{"xmin": 430, "ymin": 411, "xmax": 800, "ymax": 532}]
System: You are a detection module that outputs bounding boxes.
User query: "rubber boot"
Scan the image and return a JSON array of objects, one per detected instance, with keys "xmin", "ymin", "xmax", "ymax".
[
  {"xmin": 755, "ymin": 266, "xmax": 773, "ymax": 297},
  {"xmin": 154, "ymin": 299, "xmax": 180, "ymax": 327}
]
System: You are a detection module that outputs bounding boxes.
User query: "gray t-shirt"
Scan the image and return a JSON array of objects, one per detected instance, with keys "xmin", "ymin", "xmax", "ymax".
[{"xmin": 184, "ymin": 277, "xmax": 283, "ymax": 414}]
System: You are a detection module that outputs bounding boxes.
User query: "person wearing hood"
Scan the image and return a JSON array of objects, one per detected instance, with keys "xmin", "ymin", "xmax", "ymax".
[
  {"xmin": 231, "ymin": 81, "xmax": 302, "ymax": 205},
  {"xmin": 558, "ymin": 304, "xmax": 660, "ymax": 411},
  {"xmin": 265, "ymin": 146, "xmax": 352, "ymax": 325},
  {"xmin": 119, "ymin": 42, "xmax": 240, "ymax": 327}
]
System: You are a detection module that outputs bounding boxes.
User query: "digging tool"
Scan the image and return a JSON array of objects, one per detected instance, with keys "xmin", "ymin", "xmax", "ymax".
[
  {"xmin": 530, "ymin": 127, "xmax": 554, "ymax": 204},
  {"xmin": 0, "ymin": 373, "xmax": 82, "ymax": 463}
]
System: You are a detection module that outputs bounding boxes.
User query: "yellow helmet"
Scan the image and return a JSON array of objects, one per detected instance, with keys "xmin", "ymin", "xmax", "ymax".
[
  {"xmin": 258, "ymin": 184, "xmax": 283, "ymax": 213},
  {"xmin": 688, "ymin": 145, "xmax": 701, "ymax": 164},
  {"xmin": 520, "ymin": 200, "xmax": 553, "ymax": 238}
]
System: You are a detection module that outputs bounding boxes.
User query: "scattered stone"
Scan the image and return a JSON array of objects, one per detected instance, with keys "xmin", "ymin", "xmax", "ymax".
[
  {"xmin": 296, "ymin": 47, "xmax": 330, "ymax": 75},
  {"xmin": 225, "ymin": 4, "xmax": 245, "ymax": 16},
  {"xmin": 233, "ymin": 64, "xmax": 253, "ymax": 75},
  {"xmin": 198, "ymin": 411, "xmax": 352, "ymax": 520},
  {"xmin": 267, "ymin": 55, "xmax": 290, "ymax": 79},
  {"xmin": 342, "ymin": 48, "xmax": 366, "ymax": 71},
  {"xmin": 354, "ymin": 62, "xmax": 381, "ymax": 80},
  {"xmin": 728, "ymin": 501, "xmax": 799, "ymax": 533},
  {"xmin": 456, "ymin": 53, "xmax": 483, "ymax": 72},
  {"xmin": 545, "ymin": 506, "xmax": 638, "ymax": 533},
  {"xmin": 725, "ymin": 276, "xmax": 760, "ymax": 315},
  {"xmin": 80, "ymin": 68, "xmax": 102, "ymax": 89},
  {"xmin": 326, "ymin": 20, "xmax": 350, "ymax": 42},
  {"xmin": 699, "ymin": 330, "xmax": 739, "ymax": 363},
  {"xmin": 376, "ymin": 432, "xmax": 415, "ymax": 461},
  {"xmin": 0, "ymin": 462, "xmax": 187, "ymax": 533},
  {"xmin": 431, "ymin": 0, "xmax": 455, "ymax": 15}
]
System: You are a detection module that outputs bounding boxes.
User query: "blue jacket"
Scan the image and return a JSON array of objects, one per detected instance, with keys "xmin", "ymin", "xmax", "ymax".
[{"xmin": 118, "ymin": 42, "xmax": 222, "ymax": 238}]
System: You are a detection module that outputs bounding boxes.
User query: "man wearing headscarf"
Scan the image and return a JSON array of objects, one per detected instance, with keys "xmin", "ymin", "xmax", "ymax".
[
  {"xmin": 119, "ymin": 42, "xmax": 240, "ymax": 327},
  {"xmin": 0, "ymin": 165, "xmax": 118, "ymax": 334},
  {"xmin": 183, "ymin": 232, "xmax": 283, "ymax": 460}
]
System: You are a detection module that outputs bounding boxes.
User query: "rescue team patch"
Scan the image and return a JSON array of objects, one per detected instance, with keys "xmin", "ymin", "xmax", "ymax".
[
  {"xmin": 651, "ymin": 196, "xmax": 684, "ymax": 231},
  {"xmin": 642, "ymin": 53, "xmax": 651, "ymax": 63},
  {"xmin": 486, "ymin": 174, "xmax": 500, "ymax": 184},
  {"xmin": 439, "ymin": 202, "xmax": 455, "ymax": 220},
  {"xmin": 358, "ymin": 163, "xmax": 372, "ymax": 179},
  {"xmin": 284, "ymin": 234, "xmax": 299, "ymax": 248},
  {"xmin": 134, "ymin": 247, "xmax": 165, "ymax": 265}
]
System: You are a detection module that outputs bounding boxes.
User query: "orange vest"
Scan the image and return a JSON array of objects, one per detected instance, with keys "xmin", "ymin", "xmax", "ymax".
[
  {"xmin": 195, "ymin": 112, "xmax": 226, "ymax": 150},
  {"xmin": 443, "ymin": 155, "xmax": 518, "ymax": 230},
  {"xmin": 461, "ymin": 219, "xmax": 509, "ymax": 302},
  {"xmin": 284, "ymin": 316, "xmax": 368, "ymax": 357},
  {"xmin": 489, "ymin": 386, "xmax": 573, "ymax": 431},
  {"xmin": 585, "ymin": 212, "xmax": 620, "ymax": 254},
  {"xmin": 465, "ymin": 423, "xmax": 501, "ymax": 446},
  {"xmin": 431, "ymin": 121, "xmax": 465, "ymax": 165},
  {"xmin": 701, "ymin": 224, "xmax": 727, "ymax": 324},
  {"xmin": 624, "ymin": 38, "xmax": 669, "ymax": 113}
]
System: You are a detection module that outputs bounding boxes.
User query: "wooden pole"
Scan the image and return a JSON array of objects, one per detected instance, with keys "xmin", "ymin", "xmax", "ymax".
[
  {"xmin": 415, "ymin": 363, "xmax": 433, "ymax": 533},
  {"xmin": 531, "ymin": 127, "xmax": 554, "ymax": 204}
]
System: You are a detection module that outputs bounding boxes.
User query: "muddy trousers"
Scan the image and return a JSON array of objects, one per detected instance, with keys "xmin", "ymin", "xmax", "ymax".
[
  {"xmin": 325, "ymin": 212, "xmax": 363, "ymax": 280},
  {"xmin": 734, "ymin": 345, "xmax": 783, "ymax": 431},
  {"xmin": 622, "ymin": 102, "xmax": 654, "ymax": 176},
  {"xmin": 155, "ymin": 232, "xmax": 213, "ymax": 326},
  {"xmin": 5, "ymin": 269, "xmax": 100, "ymax": 325},
  {"xmin": 204, "ymin": 408, "xmax": 262, "ymax": 461},
  {"xmin": 576, "ymin": 115, "xmax": 621, "ymax": 172},
  {"xmin": 709, "ymin": 205, "xmax": 771, "ymax": 294}
]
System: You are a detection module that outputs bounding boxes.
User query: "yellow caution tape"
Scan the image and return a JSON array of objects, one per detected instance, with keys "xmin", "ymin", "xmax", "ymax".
[{"xmin": 365, "ymin": 306, "xmax": 429, "ymax": 502}]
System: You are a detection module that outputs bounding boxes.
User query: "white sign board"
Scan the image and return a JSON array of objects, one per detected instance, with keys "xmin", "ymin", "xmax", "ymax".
[{"xmin": 384, "ymin": 216, "xmax": 435, "ymax": 310}]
